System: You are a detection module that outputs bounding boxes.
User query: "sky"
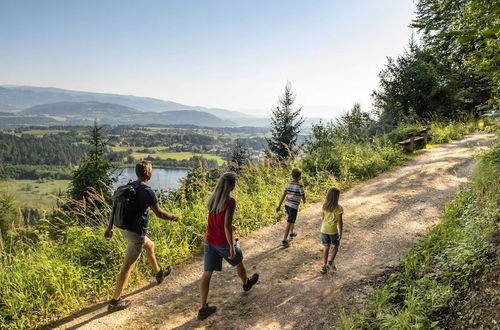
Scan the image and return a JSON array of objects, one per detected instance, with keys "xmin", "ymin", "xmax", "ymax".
[{"xmin": 0, "ymin": 0, "xmax": 416, "ymax": 118}]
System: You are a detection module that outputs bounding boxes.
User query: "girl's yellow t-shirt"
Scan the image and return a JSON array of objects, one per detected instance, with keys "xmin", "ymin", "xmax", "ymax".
[{"xmin": 320, "ymin": 205, "xmax": 343, "ymax": 235}]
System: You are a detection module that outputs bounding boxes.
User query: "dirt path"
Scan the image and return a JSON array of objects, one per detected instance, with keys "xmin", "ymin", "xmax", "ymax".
[{"xmin": 52, "ymin": 134, "xmax": 493, "ymax": 330}]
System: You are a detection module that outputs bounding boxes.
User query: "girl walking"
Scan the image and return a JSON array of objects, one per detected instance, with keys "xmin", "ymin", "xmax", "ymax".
[
  {"xmin": 319, "ymin": 187, "xmax": 343, "ymax": 273},
  {"xmin": 198, "ymin": 172, "xmax": 259, "ymax": 320}
]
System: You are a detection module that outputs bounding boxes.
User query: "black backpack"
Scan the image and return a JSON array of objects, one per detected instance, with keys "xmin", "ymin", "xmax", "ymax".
[{"xmin": 111, "ymin": 181, "xmax": 146, "ymax": 229}]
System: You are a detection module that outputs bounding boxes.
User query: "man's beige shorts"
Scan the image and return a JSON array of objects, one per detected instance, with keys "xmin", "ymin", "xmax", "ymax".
[{"xmin": 121, "ymin": 229, "xmax": 146, "ymax": 260}]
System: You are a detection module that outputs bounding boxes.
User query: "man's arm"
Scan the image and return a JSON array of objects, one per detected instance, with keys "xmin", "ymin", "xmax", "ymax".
[
  {"xmin": 104, "ymin": 207, "xmax": 114, "ymax": 239},
  {"xmin": 276, "ymin": 191, "xmax": 287, "ymax": 212},
  {"xmin": 151, "ymin": 204, "xmax": 179, "ymax": 221},
  {"xmin": 337, "ymin": 214, "xmax": 343, "ymax": 240},
  {"xmin": 224, "ymin": 207, "xmax": 236, "ymax": 258}
]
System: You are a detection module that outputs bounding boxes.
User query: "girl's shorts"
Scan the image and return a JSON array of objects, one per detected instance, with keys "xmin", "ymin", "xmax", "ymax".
[
  {"xmin": 203, "ymin": 240, "xmax": 243, "ymax": 272},
  {"xmin": 321, "ymin": 233, "xmax": 339, "ymax": 246}
]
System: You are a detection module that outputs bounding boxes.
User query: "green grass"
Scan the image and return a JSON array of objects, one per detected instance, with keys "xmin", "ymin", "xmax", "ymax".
[
  {"xmin": 337, "ymin": 136, "xmax": 499, "ymax": 329},
  {"xmin": 131, "ymin": 151, "xmax": 226, "ymax": 165},
  {"xmin": 20, "ymin": 129, "xmax": 67, "ymax": 136},
  {"xmin": 0, "ymin": 179, "xmax": 70, "ymax": 210}
]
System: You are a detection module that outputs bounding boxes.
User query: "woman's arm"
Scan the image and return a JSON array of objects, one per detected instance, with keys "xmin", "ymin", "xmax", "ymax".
[
  {"xmin": 224, "ymin": 207, "xmax": 236, "ymax": 258},
  {"xmin": 337, "ymin": 214, "xmax": 343, "ymax": 240}
]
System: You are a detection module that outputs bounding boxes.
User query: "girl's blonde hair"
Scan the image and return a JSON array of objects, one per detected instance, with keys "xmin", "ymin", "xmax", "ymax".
[
  {"xmin": 207, "ymin": 172, "xmax": 237, "ymax": 214},
  {"xmin": 323, "ymin": 187, "xmax": 340, "ymax": 212}
]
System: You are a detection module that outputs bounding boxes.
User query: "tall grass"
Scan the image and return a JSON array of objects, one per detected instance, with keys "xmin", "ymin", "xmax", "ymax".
[{"xmin": 337, "ymin": 136, "xmax": 499, "ymax": 329}]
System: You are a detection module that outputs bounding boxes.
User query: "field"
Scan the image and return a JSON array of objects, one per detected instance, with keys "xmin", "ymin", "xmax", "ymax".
[
  {"xmin": 111, "ymin": 146, "xmax": 226, "ymax": 165},
  {"xmin": 131, "ymin": 151, "xmax": 225, "ymax": 165},
  {"xmin": 0, "ymin": 179, "xmax": 70, "ymax": 210}
]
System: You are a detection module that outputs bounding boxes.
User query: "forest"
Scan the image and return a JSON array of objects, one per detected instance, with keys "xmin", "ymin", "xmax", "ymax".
[{"xmin": 0, "ymin": 0, "xmax": 498, "ymax": 328}]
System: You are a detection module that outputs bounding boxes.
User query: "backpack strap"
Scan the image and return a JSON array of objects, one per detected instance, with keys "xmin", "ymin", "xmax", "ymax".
[{"xmin": 134, "ymin": 184, "xmax": 148, "ymax": 196}]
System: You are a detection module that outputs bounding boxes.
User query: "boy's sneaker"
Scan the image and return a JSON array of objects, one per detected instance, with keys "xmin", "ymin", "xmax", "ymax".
[
  {"xmin": 320, "ymin": 265, "xmax": 329, "ymax": 274},
  {"xmin": 289, "ymin": 232, "xmax": 297, "ymax": 238},
  {"xmin": 282, "ymin": 240, "xmax": 290, "ymax": 248},
  {"xmin": 243, "ymin": 273, "xmax": 259, "ymax": 291},
  {"xmin": 328, "ymin": 260, "xmax": 337, "ymax": 271},
  {"xmin": 156, "ymin": 266, "xmax": 172, "ymax": 285},
  {"xmin": 197, "ymin": 304, "xmax": 217, "ymax": 320},
  {"xmin": 108, "ymin": 298, "xmax": 131, "ymax": 312}
]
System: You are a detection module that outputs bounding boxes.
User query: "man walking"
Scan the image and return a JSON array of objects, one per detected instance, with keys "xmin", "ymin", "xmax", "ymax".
[{"xmin": 105, "ymin": 161, "xmax": 180, "ymax": 312}]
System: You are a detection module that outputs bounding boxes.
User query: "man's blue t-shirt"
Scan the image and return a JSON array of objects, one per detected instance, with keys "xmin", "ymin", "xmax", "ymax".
[{"xmin": 124, "ymin": 181, "xmax": 157, "ymax": 236}]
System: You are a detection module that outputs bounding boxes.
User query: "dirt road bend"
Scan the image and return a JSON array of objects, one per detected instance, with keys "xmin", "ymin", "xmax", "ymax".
[{"xmin": 52, "ymin": 134, "xmax": 493, "ymax": 330}]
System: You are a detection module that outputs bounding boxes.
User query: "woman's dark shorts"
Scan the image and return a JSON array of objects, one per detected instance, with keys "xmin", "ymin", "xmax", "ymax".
[
  {"xmin": 203, "ymin": 240, "xmax": 243, "ymax": 272},
  {"xmin": 285, "ymin": 205, "xmax": 298, "ymax": 223},
  {"xmin": 321, "ymin": 233, "xmax": 340, "ymax": 246}
]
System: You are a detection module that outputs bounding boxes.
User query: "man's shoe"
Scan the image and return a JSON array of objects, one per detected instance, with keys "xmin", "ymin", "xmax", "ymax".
[
  {"xmin": 108, "ymin": 298, "xmax": 131, "ymax": 312},
  {"xmin": 197, "ymin": 304, "xmax": 217, "ymax": 320},
  {"xmin": 156, "ymin": 266, "xmax": 172, "ymax": 285},
  {"xmin": 243, "ymin": 273, "xmax": 259, "ymax": 292},
  {"xmin": 320, "ymin": 265, "xmax": 329, "ymax": 274},
  {"xmin": 289, "ymin": 232, "xmax": 297, "ymax": 238},
  {"xmin": 282, "ymin": 240, "xmax": 290, "ymax": 248}
]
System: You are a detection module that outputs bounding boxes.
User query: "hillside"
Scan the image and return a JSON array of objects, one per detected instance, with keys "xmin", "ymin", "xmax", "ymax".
[
  {"xmin": 50, "ymin": 134, "xmax": 493, "ymax": 329},
  {"xmin": 0, "ymin": 86, "xmax": 254, "ymax": 120},
  {"xmin": 1, "ymin": 101, "xmax": 236, "ymax": 128},
  {"xmin": 23, "ymin": 101, "xmax": 140, "ymax": 117}
]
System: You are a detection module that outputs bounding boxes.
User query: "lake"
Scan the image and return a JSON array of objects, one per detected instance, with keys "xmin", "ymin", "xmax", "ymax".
[{"xmin": 113, "ymin": 168, "xmax": 188, "ymax": 191}]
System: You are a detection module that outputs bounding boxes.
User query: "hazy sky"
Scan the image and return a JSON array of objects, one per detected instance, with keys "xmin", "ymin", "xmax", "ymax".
[{"xmin": 0, "ymin": 0, "xmax": 416, "ymax": 118}]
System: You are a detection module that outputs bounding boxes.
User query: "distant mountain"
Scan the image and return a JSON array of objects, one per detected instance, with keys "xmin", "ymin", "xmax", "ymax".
[
  {"xmin": 0, "ymin": 86, "xmax": 255, "ymax": 120},
  {"xmin": 1, "ymin": 101, "xmax": 235, "ymax": 128},
  {"xmin": 23, "ymin": 101, "xmax": 139, "ymax": 117}
]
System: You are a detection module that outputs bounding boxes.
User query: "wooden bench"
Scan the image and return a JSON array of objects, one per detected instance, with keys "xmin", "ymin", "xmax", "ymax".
[{"xmin": 397, "ymin": 128, "xmax": 429, "ymax": 152}]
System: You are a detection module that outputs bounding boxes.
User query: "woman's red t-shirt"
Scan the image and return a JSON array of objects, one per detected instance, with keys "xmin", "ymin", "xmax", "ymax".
[{"xmin": 205, "ymin": 198, "xmax": 235, "ymax": 246}]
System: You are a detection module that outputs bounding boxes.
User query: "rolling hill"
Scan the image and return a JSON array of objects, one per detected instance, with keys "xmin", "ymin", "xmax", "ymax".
[
  {"xmin": 0, "ymin": 86, "xmax": 255, "ymax": 120},
  {"xmin": 1, "ymin": 101, "xmax": 236, "ymax": 128}
]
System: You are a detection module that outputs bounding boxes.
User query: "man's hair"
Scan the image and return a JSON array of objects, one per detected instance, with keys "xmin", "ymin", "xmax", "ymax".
[
  {"xmin": 135, "ymin": 161, "xmax": 152, "ymax": 178},
  {"xmin": 291, "ymin": 167, "xmax": 302, "ymax": 180}
]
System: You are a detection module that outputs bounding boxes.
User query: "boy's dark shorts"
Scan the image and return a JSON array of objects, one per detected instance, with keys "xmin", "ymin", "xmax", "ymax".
[
  {"xmin": 285, "ymin": 205, "xmax": 298, "ymax": 223},
  {"xmin": 321, "ymin": 233, "xmax": 340, "ymax": 246},
  {"xmin": 203, "ymin": 241, "xmax": 243, "ymax": 272}
]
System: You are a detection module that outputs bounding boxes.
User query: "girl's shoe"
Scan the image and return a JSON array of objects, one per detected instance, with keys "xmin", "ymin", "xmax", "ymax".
[
  {"xmin": 243, "ymin": 273, "xmax": 259, "ymax": 291},
  {"xmin": 289, "ymin": 232, "xmax": 297, "ymax": 238},
  {"xmin": 282, "ymin": 240, "xmax": 290, "ymax": 248},
  {"xmin": 320, "ymin": 265, "xmax": 329, "ymax": 274},
  {"xmin": 198, "ymin": 304, "xmax": 217, "ymax": 320},
  {"xmin": 328, "ymin": 260, "xmax": 337, "ymax": 270}
]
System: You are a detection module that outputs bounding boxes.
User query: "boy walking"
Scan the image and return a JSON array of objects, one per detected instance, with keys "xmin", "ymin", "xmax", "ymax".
[
  {"xmin": 276, "ymin": 168, "xmax": 306, "ymax": 247},
  {"xmin": 104, "ymin": 161, "xmax": 180, "ymax": 312}
]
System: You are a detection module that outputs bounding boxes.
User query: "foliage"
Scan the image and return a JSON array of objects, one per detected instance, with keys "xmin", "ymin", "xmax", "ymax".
[
  {"xmin": 0, "ymin": 131, "xmax": 88, "ymax": 166},
  {"xmin": 0, "ymin": 193, "xmax": 15, "ymax": 241},
  {"xmin": 230, "ymin": 140, "xmax": 250, "ymax": 172},
  {"xmin": 68, "ymin": 121, "xmax": 115, "ymax": 203},
  {"xmin": 338, "ymin": 137, "xmax": 500, "ymax": 329},
  {"xmin": 412, "ymin": 0, "xmax": 499, "ymax": 110},
  {"xmin": 267, "ymin": 82, "xmax": 305, "ymax": 160},
  {"xmin": 0, "ymin": 164, "xmax": 72, "ymax": 180}
]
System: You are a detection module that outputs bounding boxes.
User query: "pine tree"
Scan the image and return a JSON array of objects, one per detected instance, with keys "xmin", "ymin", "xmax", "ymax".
[
  {"xmin": 68, "ymin": 120, "xmax": 114, "ymax": 202},
  {"xmin": 230, "ymin": 140, "xmax": 249, "ymax": 172},
  {"xmin": 267, "ymin": 82, "xmax": 304, "ymax": 160}
]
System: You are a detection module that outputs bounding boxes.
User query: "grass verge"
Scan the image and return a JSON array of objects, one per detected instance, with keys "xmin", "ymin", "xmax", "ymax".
[{"xmin": 337, "ymin": 135, "xmax": 499, "ymax": 329}]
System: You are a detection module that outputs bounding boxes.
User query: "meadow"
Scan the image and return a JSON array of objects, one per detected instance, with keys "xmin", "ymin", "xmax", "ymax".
[{"xmin": 0, "ymin": 179, "xmax": 70, "ymax": 210}]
